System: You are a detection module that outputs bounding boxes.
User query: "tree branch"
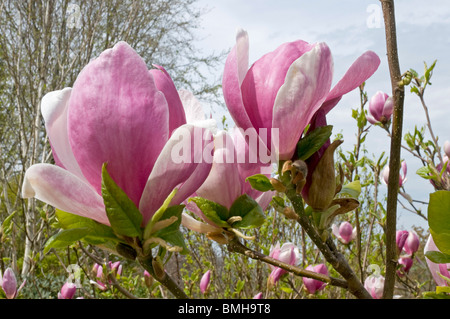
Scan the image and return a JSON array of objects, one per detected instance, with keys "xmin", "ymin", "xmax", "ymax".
[{"xmin": 380, "ymin": 0, "xmax": 405, "ymax": 299}]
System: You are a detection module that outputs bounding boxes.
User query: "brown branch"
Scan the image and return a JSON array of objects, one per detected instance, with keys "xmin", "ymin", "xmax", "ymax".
[{"xmin": 380, "ymin": 0, "xmax": 405, "ymax": 299}]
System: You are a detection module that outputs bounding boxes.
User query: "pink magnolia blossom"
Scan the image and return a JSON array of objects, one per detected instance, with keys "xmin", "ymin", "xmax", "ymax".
[
  {"xmin": 444, "ymin": 141, "xmax": 450, "ymax": 158},
  {"xmin": 268, "ymin": 242, "xmax": 301, "ymax": 285},
  {"xmin": 200, "ymin": 270, "xmax": 211, "ymax": 294},
  {"xmin": 424, "ymin": 235, "xmax": 450, "ymax": 287},
  {"xmin": 382, "ymin": 161, "xmax": 407, "ymax": 187},
  {"xmin": 58, "ymin": 282, "xmax": 77, "ymax": 299},
  {"xmin": 332, "ymin": 221, "xmax": 357, "ymax": 244},
  {"xmin": 396, "ymin": 230, "xmax": 409, "ymax": 255},
  {"xmin": 21, "ymin": 41, "xmax": 213, "ymax": 226},
  {"xmin": 253, "ymin": 292, "xmax": 263, "ymax": 299},
  {"xmin": 403, "ymin": 231, "xmax": 420, "ymax": 256},
  {"xmin": 397, "ymin": 256, "xmax": 413, "ymax": 277},
  {"xmin": 1, "ymin": 268, "xmax": 17, "ymax": 299},
  {"xmin": 223, "ymin": 28, "xmax": 380, "ymax": 161},
  {"xmin": 302, "ymin": 264, "xmax": 329, "ymax": 294},
  {"xmin": 366, "ymin": 91, "xmax": 394, "ymax": 125},
  {"xmin": 364, "ymin": 273, "xmax": 385, "ymax": 299}
]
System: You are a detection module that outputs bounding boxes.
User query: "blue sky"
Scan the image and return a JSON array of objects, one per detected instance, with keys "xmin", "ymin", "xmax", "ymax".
[{"xmin": 192, "ymin": 0, "xmax": 450, "ymax": 229}]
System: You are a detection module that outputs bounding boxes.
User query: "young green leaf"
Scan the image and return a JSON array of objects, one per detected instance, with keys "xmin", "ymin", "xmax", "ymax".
[
  {"xmin": 228, "ymin": 194, "xmax": 265, "ymax": 229},
  {"xmin": 245, "ymin": 174, "xmax": 274, "ymax": 192},
  {"xmin": 428, "ymin": 191, "xmax": 450, "ymax": 255},
  {"xmin": 188, "ymin": 197, "xmax": 229, "ymax": 228},
  {"xmin": 44, "ymin": 228, "xmax": 92, "ymax": 253},
  {"xmin": 297, "ymin": 125, "xmax": 333, "ymax": 161},
  {"xmin": 101, "ymin": 163, "xmax": 143, "ymax": 238},
  {"xmin": 425, "ymin": 251, "xmax": 450, "ymax": 264}
]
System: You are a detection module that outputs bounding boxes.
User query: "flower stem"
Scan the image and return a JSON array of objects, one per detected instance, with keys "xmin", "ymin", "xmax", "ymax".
[{"xmin": 138, "ymin": 255, "xmax": 189, "ymax": 299}]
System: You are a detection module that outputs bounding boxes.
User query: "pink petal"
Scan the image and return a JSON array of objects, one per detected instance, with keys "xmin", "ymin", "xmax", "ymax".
[
  {"xmin": 320, "ymin": 51, "xmax": 381, "ymax": 115},
  {"xmin": 272, "ymin": 43, "xmax": 334, "ymax": 160},
  {"xmin": 222, "ymin": 29, "xmax": 254, "ymax": 131},
  {"xmin": 241, "ymin": 39, "xmax": 314, "ymax": 133},
  {"xmin": 22, "ymin": 164, "xmax": 109, "ymax": 225},
  {"xmin": 369, "ymin": 91, "xmax": 388, "ymax": 121},
  {"xmin": 150, "ymin": 64, "xmax": 187, "ymax": 134},
  {"xmin": 68, "ymin": 41, "xmax": 169, "ymax": 206},
  {"xmin": 41, "ymin": 88, "xmax": 87, "ymax": 182},
  {"xmin": 194, "ymin": 131, "xmax": 242, "ymax": 209},
  {"xmin": 139, "ymin": 125, "xmax": 214, "ymax": 224}
]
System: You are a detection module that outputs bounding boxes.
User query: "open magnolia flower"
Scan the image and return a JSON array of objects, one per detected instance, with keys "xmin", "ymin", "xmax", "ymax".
[
  {"xmin": 22, "ymin": 42, "xmax": 213, "ymax": 230},
  {"xmin": 223, "ymin": 28, "xmax": 380, "ymax": 161}
]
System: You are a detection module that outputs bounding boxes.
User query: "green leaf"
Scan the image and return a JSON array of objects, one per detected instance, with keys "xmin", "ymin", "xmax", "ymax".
[
  {"xmin": 337, "ymin": 180, "xmax": 361, "ymax": 199},
  {"xmin": 297, "ymin": 125, "xmax": 333, "ymax": 161},
  {"xmin": 428, "ymin": 191, "xmax": 450, "ymax": 255},
  {"xmin": 425, "ymin": 251, "xmax": 450, "ymax": 264},
  {"xmin": 55, "ymin": 209, "xmax": 119, "ymax": 243},
  {"xmin": 101, "ymin": 163, "xmax": 143, "ymax": 238},
  {"xmin": 143, "ymin": 188, "xmax": 178, "ymax": 239},
  {"xmin": 416, "ymin": 166, "xmax": 435, "ymax": 180},
  {"xmin": 44, "ymin": 228, "xmax": 92, "ymax": 253},
  {"xmin": 245, "ymin": 174, "xmax": 274, "ymax": 192},
  {"xmin": 158, "ymin": 230, "xmax": 188, "ymax": 254},
  {"xmin": 188, "ymin": 197, "xmax": 229, "ymax": 228},
  {"xmin": 1, "ymin": 211, "xmax": 16, "ymax": 235},
  {"xmin": 228, "ymin": 194, "xmax": 265, "ymax": 229},
  {"xmin": 152, "ymin": 205, "xmax": 185, "ymax": 238}
]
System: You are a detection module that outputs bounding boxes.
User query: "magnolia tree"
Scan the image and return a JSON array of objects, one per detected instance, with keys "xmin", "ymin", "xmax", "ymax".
[{"xmin": 1, "ymin": 0, "xmax": 450, "ymax": 300}]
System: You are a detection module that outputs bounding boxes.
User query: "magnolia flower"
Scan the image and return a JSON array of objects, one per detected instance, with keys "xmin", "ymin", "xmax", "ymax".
[
  {"xmin": 364, "ymin": 273, "xmax": 385, "ymax": 299},
  {"xmin": 444, "ymin": 141, "xmax": 450, "ymax": 158},
  {"xmin": 58, "ymin": 282, "xmax": 77, "ymax": 299},
  {"xmin": 268, "ymin": 242, "xmax": 301, "ymax": 285},
  {"xmin": 332, "ymin": 221, "xmax": 357, "ymax": 244},
  {"xmin": 21, "ymin": 41, "xmax": 213, "ymax": 227},
  {"xmin": 403, "ymin": 231, "xmax": 420, "ymax": 256},
  {"xmin": 424, "ymin": 235, "xmax": 450, "ymax": 287},
  {"xmin": 253, "ymin": 292, "xmax": 263, "ymax": 299},
  {"xmin": 222, "ymin": 29, "xmax": 380, "ymax": 161},
  {"xmin": 200, "ymin": 270, "xmax": 211, "ymax": 294},
  {"xmin": 302, "ymin": 264, "xmax": 329, "ymax": 294},
  {"xmin": 396, "ymin": 230, "xmax": 409, "ymax": 255},
  {"xmin": 1, "ymin": 268, "xmax": 17, "ymax": 299},
  {"xmin": 382, "ymin": 161, "xmax": 407, "ymax": 187},
  {"xmin": 397, "ymin": 256, "xmax": 413, "ymax": 277},
  {"xmin": 366, "ymin": 91, "xmax": 394, "ymax": 125}
]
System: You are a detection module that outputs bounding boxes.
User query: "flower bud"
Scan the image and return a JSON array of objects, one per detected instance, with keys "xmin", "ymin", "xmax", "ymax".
[
  {"xmin": 382, "ymin": 161, "xmax": 407, "ymax": 187},
  {"xmin": 364, "ymin": 274, "xmax": 385, "ymax": 299},
  {"xmin": 444, "ymin": 140, "xmax": 450, "ymax": 158},
  {"xmin": 397, "ymin": 256, "xmax": 413, "ymax": 277},
  {"xmin": 367, "ymin": 91, "xmax": 394, "ymax": 125},
  {"xmin": 403, "ymin": 231, "xmax": 420, "ymax": 255},
  {"xmin": 200, "ymin": 270, "xmax": 211, "ymax": 294},
  {"xmin": 268, "ymin": 242, "xmax": 300, "ymax": 286},
  {"xmin": 332, "ymin": 221, "xmax": 356, "ymax": 244},
  {"xmin": 1, "ymin": 268, "xmax": 17, "ymax": 299},
  {"xmin": 396, "ymin": 230, "xmax": 409, "ymax": 255},
  {"xmin": 144, "ymin": 270, "xmax": 153, "ymax": 289},
  {"xmin": 58, "ymin": 282, "xmax": 77, "ymax": 299},
  {"xmin": 424, "ymin": 235, "xmax": 450, "ymax": 287},
  {"xmin": 302, "ymin": 264, "xmax": 329, "ymax": 294},
  {"xmin": 253, "ymin": 292, "xmax": 263, "ymax": 299},
  {"xmin": 304, "ymin": 140, "xmax": 343, "ymax": 212}
]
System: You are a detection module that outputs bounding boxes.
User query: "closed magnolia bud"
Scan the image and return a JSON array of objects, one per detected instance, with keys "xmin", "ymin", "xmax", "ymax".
[
  {"xmin": 1, "ymin": 268, "xmax": 17, "ymax": 299},
  {"xmin": 444, "ymin": 141, "xmax": 450, "ymax": 158},
  {"xmin": 367, "ymin": 91, "xmax": 393, "ymax": 125},
  {"xmin": 58, "ymin": 282, "xmax": 77, "ymax": 299},
  {"xmin": 364, "ymin": 274, "xmax": 385, "ymax": 299},
  {"xmin": 143, "ymin": 270, "xmax": 153, "ymax": 288},
  {"xmin": 304, "ymin": 140, "xmax": 342, "ymax": 212},
  {"xmin": 302, "ymin": 264, "xmax": 329, "ymax": 294},
  {"xmin": 200, "ymin": 270, "xmax": 211, "ymax": 294},
  {"xmin": 403, "ymin": 231, "xmax": 420, "ymax": 255},
  {"xmin": 396, "ymin": 230, "xmax": 409, "ymax": 255}
]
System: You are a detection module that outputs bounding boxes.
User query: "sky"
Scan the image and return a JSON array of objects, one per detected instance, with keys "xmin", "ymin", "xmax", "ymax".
[{"xmin": 190, "ymin": 0, "xmax": 450, "ymax": 230}]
